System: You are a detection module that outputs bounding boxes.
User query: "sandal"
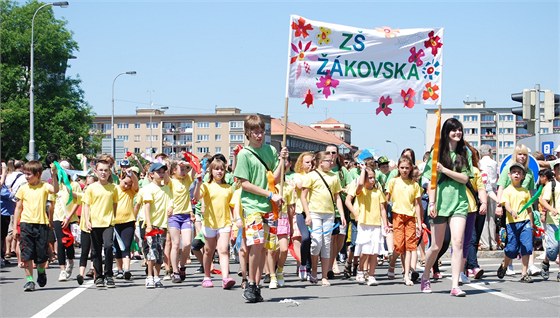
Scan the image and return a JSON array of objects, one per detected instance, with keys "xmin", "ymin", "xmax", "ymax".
[
  {"xmin": 387, "ymin": 266, "xmax": 395, "ymax": 280},
  {"xmin": 222, "ymin": 277, "xmax": 235, "ymax": 289},
  {"xmin": 404, "ymin": 278, "xmax": 414, "ymax": 286},
  {"xmin": 321, "ymin": 278, "xmax": 331, "ymax": 287},
  {"xmin": 309, "ymin": 275, "xmax": 318, "ymax": 284},
  {"xmin": 202, "ymin": 278, "xmax": 213, "ymax": 288}
]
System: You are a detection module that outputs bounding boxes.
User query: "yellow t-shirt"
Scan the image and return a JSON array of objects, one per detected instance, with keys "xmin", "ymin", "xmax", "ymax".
[
  {"xmin": 83, "ymin": 182, "xmax": 118, "ymax": 228},
  {"xmin": 501, "ymin": 184, "xmax": 531, "ymax": 224},
  {"xmin": 466, "ymin": 167, "xmax": 484, "ymax": 213},
  {"xmin": 200, "ymin": 181, "xmax": 233, "ymax": 229},
  {"xmin": 349, "ymin": 184, "xmax": 386, "ymax": 226},
  {"xmin": 170, "ymin": 176, "xmax": 194, "ymax": 214},
  {"xmin": 114, "ymin": 186, "xmax": 138, "ymax": 224},
  {"xmin": 53, "ymin": 181, "xmax": 81, "ymax": 222},
  {"xmin": 386, "ymin": 177, "xmax": 422, "ymax": 217},
  {"xmin": 292, "ymin": 172, "xmax": 308, "ymax": 214},
  {"xmin": 541, "ymin": 180, "xmax": 560, "ymax": 226},
  {"xmin": 301, "ymin": 170, "xmax": 342, "ymax": 214},
  {"xmin": 277, "ymin": 183, "xmax": 295, "ymax": 217},
  {"xmin": 16, "ymin": 182, "xmax": 51, "ymax": 225},
  {"xmin": 142, "ymin": 182, "xmax": 172, "ymax": 229}
]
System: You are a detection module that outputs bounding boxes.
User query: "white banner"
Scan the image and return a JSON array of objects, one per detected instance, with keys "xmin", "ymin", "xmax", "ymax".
[{"xmin": 287, "ymin": 15, "xmax": 443, "ymax": 114}]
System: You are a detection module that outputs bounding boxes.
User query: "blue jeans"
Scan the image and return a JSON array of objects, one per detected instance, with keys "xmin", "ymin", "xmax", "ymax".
[{"xmin": 466, "ymin": 212, "xmax": 486, "ymax": 270}]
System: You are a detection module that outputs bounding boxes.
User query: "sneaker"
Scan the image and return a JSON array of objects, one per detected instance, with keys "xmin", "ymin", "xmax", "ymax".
[
  {"xmin": 269, "ymin": 276, "xmax": 278, "ymax": 289},
  {"xmin": 556, "ymin": 272, "xmax": 560, "ymax": 282},
  {"xmin": 298, "ymin": 266, "xmax": 308, "ymax": 281},
  {"xmin": 450, "ymin": 287, "xmax": 466, "ymax": 297},
  {"xmin": 472, "ymin": 268, "xmax": 485, "ymax": 280},
  {"xmin": 202, "ymin": 278, "xmax": 213, "ymax": 288},
  {"xmin": 309, "ymin": 275, "xmax": 318, "ymax": 284},
  {"xmin": 155, "ymin": 279, "xmax": 164, "ymax": 288},
  {"xmin": 506, "ymin": 264, "xmax": 515, "ymax": 276},
  {"xmin": 85, "ymin": 269, "xmax": 94, "ymax": 278},
  {"xmin": 527, "ymin": 264, "xmax": 541, "ymax": 276},
  {"xmin": 263, "ymin": 273, "xmax": 271, "ymax": 284},
  {"xmin": 37, "ymin": 272, "xmax": 47, "ymax": 287},
  {"xmin": 255, "ymin": 285, "xmax": 264, "ymax": 302},
  {"xmin": 145, "ymin": 277, "xmax": 155, "ymax": 289},
  {"xmin": 222, "ymin": 277, "xmax": 235, "ymax": 289},
  {"xmin": 171, "ymin": 273, "xmax": 181, "ymax": 283},
  {"xmin": 356, "ymin": 271, "xmax": 365, "ymax": 284},
  {"xmin": 410, "ymin": 270, "xmax": 420, "ymax": 283},
  {"xmin": 276, "ymin": 272, "xmax": 285, "ymax": 287},
  {"xmin": 497, "ymin": 263, "xmax": 506, "ymax": 279},
  {"xmin": 115, "ymin": 271, "xmax": 124, "ymax": 279},
  {"xmin": 519, "ymin": 274, "xmax": 533, "ymax": 283},
  {"xmin": 432, "ymin": 271, "xmax": 442, "ymax": 280},
  {"xmin": 163, "ymin": 272, "xmax": 172, "ymax": 281},
  {"xmin": 367, "ymin": 276, "xmax": 378, "ymax": 286},
  {"xmin": 95, "ymin": 277, "xmax": 105, "ymax": 288},
  {"xmin": 541, "ymin": 261, "xmax": 550, "ymax": 280},
  {"xmin": 77, "ymin": 275, "xmax": 84, "ymax": 285},
  {"xmin": 65, "ymin": 262, "xmax": 74, "ymax": 277},
  {"xmin": 327, "ymin": 270, "xmax": 335, "ymax": 279},
  {"xmin": 420, "ymin": 278, "xmax": 432, "ymax": 293},
  {"xmin": 243, "ymin": 283, "xmax": 258, "ymax": 303},
  {"xmin": 124, "ymin": 271, "xmax": 132, "ymax": 280},
  {"xmin": 179, "ymin": 266, "xmax": 187, "ymax": 281},
  {"xmin": 195, "ymin": 265, "xmax": 204, "ymax": 274},
  {"xmin": 106, "ymin": 277, "xmax": 115, "ymax": 288},
  {"xmin": 59, "ymin": 270, "xmax": 69, "ymax": 282},
  {"xmin": 24, "ymin": 281, "xmax": 36, "ymax": 292},
  {"xmin": 459, "ymin": 272, "xmax": 471, "ymax": 285}
]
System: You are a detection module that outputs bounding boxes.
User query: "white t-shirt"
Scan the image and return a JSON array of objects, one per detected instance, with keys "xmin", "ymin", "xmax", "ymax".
[{"xmin": 479, "ymin": 155, "xmax": 499, "ymax": 192}]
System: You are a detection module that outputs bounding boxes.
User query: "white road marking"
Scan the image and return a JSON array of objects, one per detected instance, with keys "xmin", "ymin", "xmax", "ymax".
[
  {"xmin": 446, "ymin": 277, "xmax": 530, "ymax": 302},
  {"xmin": 31, "ymin": 281, "xmax": 93, "ymax": 318}
]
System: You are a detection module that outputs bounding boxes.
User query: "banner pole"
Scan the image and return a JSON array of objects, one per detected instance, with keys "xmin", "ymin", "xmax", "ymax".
[{"xmin": 280, "ymin": 16, "xmax": 294, "ymax": 198}]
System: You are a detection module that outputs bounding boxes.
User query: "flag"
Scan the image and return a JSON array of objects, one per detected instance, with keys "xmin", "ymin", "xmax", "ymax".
[
  {"xmin": 430, "ymin": 107, "xmax": 442, "ymax": 190},
  {"xmin": 287, "ymin": 15, "xmax": 443, "ymax": 107}
]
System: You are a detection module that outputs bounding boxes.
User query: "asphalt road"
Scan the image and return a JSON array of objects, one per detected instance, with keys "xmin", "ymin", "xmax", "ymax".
[{"xmin": 1, "ymin": 253, "xmax": 559, "ymax": 317}]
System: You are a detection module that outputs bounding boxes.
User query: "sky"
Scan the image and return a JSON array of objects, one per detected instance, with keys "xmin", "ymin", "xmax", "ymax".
[{"xmin": 22, "ymin": 0, "xmax": 559, "ymax": 160}]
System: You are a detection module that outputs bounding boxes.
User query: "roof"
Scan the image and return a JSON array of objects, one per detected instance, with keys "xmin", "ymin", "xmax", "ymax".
[
  {"xmin": 314, "ymin": 118, "xmax": 343, "ymax": 124},
  {"xmin": 270, "ymin": 118, "xmax": 351, "ymax": 148}
]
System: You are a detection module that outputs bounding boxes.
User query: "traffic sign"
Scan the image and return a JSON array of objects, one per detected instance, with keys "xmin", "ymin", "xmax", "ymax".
[{"xmin": 542, "ymin": 141, "xmax": 554, "ymax": 155}]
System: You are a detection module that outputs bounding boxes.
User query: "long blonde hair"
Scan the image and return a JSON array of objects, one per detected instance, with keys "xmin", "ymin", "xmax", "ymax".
[
  {"xmin": 513, "ymin": 144, "xmax": 529, "ymax": 170},
  {"xmin": 294, "ymin": 151, "xmax": 314, "ymax": 174}
]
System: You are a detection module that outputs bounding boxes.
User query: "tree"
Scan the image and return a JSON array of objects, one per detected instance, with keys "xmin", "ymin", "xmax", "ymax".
[{"xmin": 0, "ymin": 0, "xmax": 97, "ymax": 163}]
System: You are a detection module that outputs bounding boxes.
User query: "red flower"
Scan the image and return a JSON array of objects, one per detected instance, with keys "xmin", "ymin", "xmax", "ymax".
[
  {"xmin": 376, "ymin": 95, "xmax": 393, "ymax": 116},
  {"xmin": 424, "ymin": 31, "xmax": 443, "ymax": 56},
  {"xmin": 422, "ymin": 83, "xmax": 440, "ymax": 101},
  {"xmin": 401, "ymin": 88, "xmax": 416, "ymax": 108},
  {"xmin": 302, "ymin": 89, "xmax": 314, "ymax": 108},
  {"xmin": 291, "ymin": 17, "xmax": 313, "ymax": 38}
]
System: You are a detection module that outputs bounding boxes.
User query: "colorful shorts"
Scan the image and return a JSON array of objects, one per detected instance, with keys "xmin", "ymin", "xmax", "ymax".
[{"xmin": 244, "ymin": 211, "xmax": 277, "ymax": 250}]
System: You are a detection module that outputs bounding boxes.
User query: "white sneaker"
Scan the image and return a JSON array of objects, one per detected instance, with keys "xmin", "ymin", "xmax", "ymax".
[
  {"xmin": 298, "ymin": 266, "xmax": 308, "ymax": 281},
  {"xmin": 65, "ymin": 262, "xmax": 74, "ymax": 277},
  {"xmin": 506, "ymin": 264, "xmax": 516, "ymax": 276},
  {"xmin": 58, "ymin": 270, "xmax": 69, "ymax": 281},
  {"xmin": 356, "ymin": 271, "xmax": 365, "ymax": 284},
  {"xmin": 367, "ymin": 276, "xmax": 378, "ymax": 286},
  {"xmin": 269, "ymin": 276, "xmax": 278, "ymax": 289},
  {"xmin": 527, "ymin": 264, "xmax": 541, "ymax": 276},
  {"xmin": 459, "ymin": 272, "xmax": 471, "ymax": 285},
  {"xmin": 145, "ymin": 276, "xmax": 155, "ymax": 289}
]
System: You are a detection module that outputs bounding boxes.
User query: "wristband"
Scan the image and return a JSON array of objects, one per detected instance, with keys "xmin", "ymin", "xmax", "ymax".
[{"xmin": 267, "ymin": 192, "xmax": 273, "ymax": 200}]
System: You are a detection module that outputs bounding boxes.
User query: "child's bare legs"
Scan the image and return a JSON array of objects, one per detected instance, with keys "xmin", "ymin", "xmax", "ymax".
[
  {"xmin": 421, "ymin": 223, "xmax": 447, "ymax": 281},
  {"xmin": 449, "ymin": 217, "xmax": 466, "ymax": 289},
  {"xmin": 291, "ymin": 237, "xmax": 302, "ymax": 267},
  {"xmin": 203, "ymin": 236, "xmax": 217, "ymax": 279},
  {"xmin": 163, "ymin": 231, "xmax": 171, "ymax": 274},
  {"xmin": 330, "ymin": 233, "xmax": 344, "ymax": 273},
  {"xmin": 277, "ymin": 236, "xmax": 289, "ymax": 271},
  {"xmin": 248, "ymin": 243, "xmax": 264, "ymax": 285},
  {"xmin": 310, "ymin": 254, "xmax": 319, "ymax": 280},
  {"xmin": 521, "ymin": 254, "xmax": 530, "ymax": 276},
  {"xmin": 179, "ymin": 229, "xmax": 192, "ymax": 269},
  {"xmin": 216, "ymin": 232, "xmax": 231, "ymax": 279},
  {"xmin": 239, "ymin": 241, "xmax": 248, "ymax": 284},
  {"xmin": 169, "ymin": 228, "xmax": 181, "ymax": 274},
  {"xmin": 404, "ymin": 251, "xmax": 413, "ymax": 285}
]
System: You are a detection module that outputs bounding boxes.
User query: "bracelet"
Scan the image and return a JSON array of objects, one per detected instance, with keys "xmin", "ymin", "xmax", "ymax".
[
  {"xmin": 428, "ymin": 202, "xmax": 435, "ymax": 207},
  {"xmin": 267, "ymin": 192, "xmax": 273, "ymax": 200}
]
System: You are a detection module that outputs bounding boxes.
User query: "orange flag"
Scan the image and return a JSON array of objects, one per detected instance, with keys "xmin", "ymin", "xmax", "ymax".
[{"xmin": 430, "ymin": 106, "xmax": 442, "ymax": 190}]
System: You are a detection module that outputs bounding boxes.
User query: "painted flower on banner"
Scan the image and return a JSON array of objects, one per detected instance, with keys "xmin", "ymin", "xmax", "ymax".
[
  {"xmin": 317, "ymin": 27, "xmax": 332, "ymax": 45},
  {"xmin": 401, "ymin": 88, "xmax": 416, "ymax": 108},
  {"xmin": 316, "ymin": 70, "xmax": 339, "ymax": 99},
  {"xmin": 422, "ymin": 60, "xmax": 441, "ymax": 80},
  {"xmin": 422, "ymin": 83, "xmax": 440, "ymax": 101},
  {"xmin": 376, "ymin": 95, "xmax": 393, "ymax": 116},
  {"xmin": 408, "ymin": 47, "xmax": 425, "ymax": 67},
  {"xmin": 376, "ymin": 26, "xmax": 400, "ymax": 38},
  {"xmin": 424, "ymin": 31, "xmax": 443, "ymax": 56},
  {"xmin": 292, "ymin": 17, "xmax": 313, "ymax": 38},
  {"xmin": 290, "ymin": 41, "xmax": 318, "ymax": 64}
]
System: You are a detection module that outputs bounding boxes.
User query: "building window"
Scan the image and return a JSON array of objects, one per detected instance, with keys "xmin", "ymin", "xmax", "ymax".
[
  {"xmin": 499, "ymin": 115, "xmax": 514, "ymax": 121},
  {"xmin": 134, "ymin": 147, "xmax": 140, "ymax": 153},
  {"xmin": 215, "ymin": 147, "xmax": 222, "ymax": 154},
  {"xmin": 197, "ymin": 147, "xmax": 209, "ymax": 154},
  {"xmin": 146, "ymin": 135, "xmax": 158, "ymax": 141},
  {"xmin": 197, "ymin": 134, "xmax": 209, "ymax": 142},
  {"xmin": 498, "ymin": 128, "xmax": 514, "ymax": 134},
  {"xmin": 117, "ymin": 123, "xmax": 129, "ymax": 129},
  {"xmin": 499, "ymin": 141, "xmax": 515, "ymax": 148},
  {"xmin": 229, "ymin": 121, "xmax": 244, "ymax": 130},
  {"xmin": 464, "ymin": 128, "xmax": 478, "ymax": 135},
  {"xmin": 215, "ymin": 134, "xmax": 221, "ymax": 141},
  {"xmin": 229, "ymin": 134, "xmax": 244, "ymax": 142},
  {"xmin": 103, "ymin": 124, "xmax": 111, "ymax": 132},
  {"xmin": 197, "ymin": 122, "xmax": 209, "ymax": 128},
  {"xmin": 215, "ymin": 122, "xmax": 221, "ymax": 128},
  {"xmin": 117, "ymin": 135, "xmax": 129, "ymax": 141},
  {"xmin": 469, "ymin": 141, "xmax": 478, "ymax": 147},
  {"xmin": 453, "ymin": 115, "xmax": 460, "ymax": 120},
  {"xmin": 463, "ymin": 115, "xmax": 478, "ymax": 122},
  {"xmin": 481, "ymin": 115, "xmax": 494, "ymax": 122},
  {"xmin": 134, "ymin": 122, "xmax": 140, "ymax": 129},
  {"xmin": 134, "ymin": 135, "xmax": 140, "ymax": 142},
  {"xmin": 542, "ymin": 128, "xmax": 549, "ymax": 134}
]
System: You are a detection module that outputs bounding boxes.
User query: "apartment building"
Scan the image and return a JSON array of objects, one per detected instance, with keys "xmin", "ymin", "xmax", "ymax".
[
  {"xmin": 425, "ymin": 101, "xmax": 560, "ymax": 162},
  {"xmin": 91, "ymin": 107, "xmax": 271, "ymax": 161}
]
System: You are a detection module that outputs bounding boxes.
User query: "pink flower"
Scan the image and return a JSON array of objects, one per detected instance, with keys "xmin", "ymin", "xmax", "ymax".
[
  {"xmin": 424, "ymin": 30, "xmax": 443, "ymax": 56},
  {"xmin": 401, "ymin": 88, "xmax": 416, "ymax": 108},
  {"xmin": 408, "ymin": 47, "xmax": 425, "ymax": 67},
  {"xmin": 290, "ymin": 41, "xmax": 318, "ymax": 64},
  {"xmin": 376, "ymin": 95, "xmax": 393, "ymax": 116},
  {"xmin": 316, "ymin": 71, "xmax": 339, "ymax": 99}
]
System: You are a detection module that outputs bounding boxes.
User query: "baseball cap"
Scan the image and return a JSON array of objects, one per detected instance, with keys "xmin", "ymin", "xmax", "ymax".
[
  {"xmin": 149, "ymin": 162, "xmax": 167, "ymax": 173},
  {"xmin": 509, "ymin": 162, "xmax": 526, "ymax": 173},
  {"xmin": 130, "ymin": 166, "xmax": 140, "ymax": 174},
  {"xmin": 377, "ymin": 156, "xmax": 389, "ymax": 164}
]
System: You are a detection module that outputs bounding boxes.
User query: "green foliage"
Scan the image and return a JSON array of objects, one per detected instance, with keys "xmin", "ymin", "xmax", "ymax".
[{"xmin": 0, "ymin": 0, "xmax": 96, "ymax": 161}]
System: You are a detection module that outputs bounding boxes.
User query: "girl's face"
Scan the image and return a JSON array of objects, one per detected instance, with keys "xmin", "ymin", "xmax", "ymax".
[
  {"xmin": 516, "ymin": 152, "xmax": 528, "ymax": 165},
  {"xmin": 174, "ymin": 163, "xmax": 190, "ymax": 179},
  {"xmin": 120, "ymin": 176, "xmax": 132, "ymax": 190},
  {"xmin": 398, "ymin": 161, "xmax": 412, "ymax": 179},
  {"xmin": 320, "ymin": 155, "xmax": 333, "ymax": 171},
  {"xmin": 448, "ymin": 128, "xmax": 463, "ymax": 143},
  {"xmin": 365, "ymin": 168, "xmax": 376, "ymax": 187},
  {"xmin": 538, "ymin": 174, "xmax": 548, "ymax": 185},
  {"xmin": 302, "ymin": 155, "xmax": 314, "ymax": 173},
  {"xmin": 212, "ymin": 166, "xmax": 225, "ymax": 182}
]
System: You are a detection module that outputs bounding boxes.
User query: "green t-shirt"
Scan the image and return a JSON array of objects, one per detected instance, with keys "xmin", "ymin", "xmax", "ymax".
[
  {"xmin": 233, "ymin": 144, "xmax": 279, "ymax": 215},
  {"xmin": 375, "ymin": 170, "xmax": 391, "ymax": 192},
  {"xmin": 497, "ymin": 163, "xmax": 535, "ymax": 191},
  {"xmin": 422, "ymin": 150, "xmax": 471, "ymax": 217}
]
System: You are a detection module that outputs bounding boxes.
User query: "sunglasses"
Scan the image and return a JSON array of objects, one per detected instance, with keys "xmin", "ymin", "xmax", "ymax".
[{"xmin": 327, "ymin": 151, "xmax": 337, "ymax": 155}]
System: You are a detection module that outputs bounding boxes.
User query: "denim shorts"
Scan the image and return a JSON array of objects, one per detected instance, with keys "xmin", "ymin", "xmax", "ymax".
[
  {"xmin": 167, "ymin": 213, "xmax": 192, "ymax": 230},
  {"xmin": 504, "ymin": 220, "xmax": 533, "ymax": 259}
]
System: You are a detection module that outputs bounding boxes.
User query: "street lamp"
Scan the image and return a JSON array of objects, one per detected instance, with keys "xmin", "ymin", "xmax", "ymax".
[
  {"xmin": 112, "ymin": 71, "xmax": 136, "ymax": 158},
  {"xmin": 385, "ymin": 139, "xmax": 399, "ymax": 160},
  {"xmin": 28, "ymin": 1, "xmax": 69, "ymax": 161},
  {"xmin": 409, "ymin": 125, "xmax": 426, "ymax": 151}
]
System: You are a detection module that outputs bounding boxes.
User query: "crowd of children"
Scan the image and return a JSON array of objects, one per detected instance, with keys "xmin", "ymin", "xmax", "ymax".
[{"xmin": 1, "ymin": 115, "xmax": 559, "ymax": 301}]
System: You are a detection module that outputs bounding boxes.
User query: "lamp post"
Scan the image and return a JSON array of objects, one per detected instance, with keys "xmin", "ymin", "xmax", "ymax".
[
  {"xmin": 409, "ymin": 125, "xmax": 426, "ymax": 151},
  {"xmin": 28, "ymin": 1, "xmax": 69, "ymax": 161},
  {"xmin": 385, "ymin": 139, "xmax": 399, "ymax": 160},
  {"xmin": 111, "ymin": 71, "xmax": 136, "ymax": 159}
]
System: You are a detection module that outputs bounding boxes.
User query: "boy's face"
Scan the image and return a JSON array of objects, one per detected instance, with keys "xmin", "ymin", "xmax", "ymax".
[
  {"xmin": 509, "ymin": 167, "xmax": 525, "ymax": 184},
  {"xmin": 151, "ymin": 168, "xmax": 166, "ymax": 182},
  {"xmin": 95, "ymin": 163, "xmax": 111, "ymax": 181},
  {"xmin": 379, "ymin": 163, "xmax": 389, "ymax": 173},
  {"xmin": 247, "ymin": 128, "xmax": 264, "ymax": 147},
  {"xmin": 24, "ymin": 170, "xmax": 40, "ymax": 185}
]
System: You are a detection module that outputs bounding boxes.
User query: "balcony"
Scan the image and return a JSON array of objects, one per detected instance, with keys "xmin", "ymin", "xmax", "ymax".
[
  {"xmin": 481, "ymin": 134, "xmax": 496, "ymax": 140},
  {"xmin": 480, "ymin": 121, "xmax": 496, "ymax": 128}
]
